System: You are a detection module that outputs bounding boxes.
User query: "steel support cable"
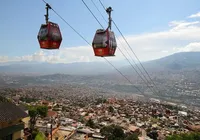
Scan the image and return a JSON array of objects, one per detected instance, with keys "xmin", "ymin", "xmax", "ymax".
[
  {"xmin": 42, "ymin": 0, "xmax": 91, "ymax": 46},
  {"xmin": 81, "ymin": 0, "xmax": 104, "ymax": 29},
  {"xmin": 52, "ymin": 9, "xmax": 91, "ymax": 46},
  {"xmin": 103, "ymin": 57, "xmax": 143, "ymax": 94},
  {"xmin": 116, "ymin": 37, "xmax": 158, "ymax": 94},
  {"xmin": 100, "ymin": 0, "xmax": 183, "ymax": 98},
  {"xmin": 99, "ymin": 0, "xmax": 106, "ymax": 11},
  {"xmin": 113, "ymin": 21, "xmax": 160, "ymax": 94},
  {"xmin": 87, "ymin": 0, "xmax": 157, "ymax": 94},
  {"xmin": 98, "ymin": 0, "xmax": 161, "ymax": 95},
  {"xmin": 92, "ymin": 0, "xmax": 158, "ymax": 94},
  {"xmin": 42, "ymin": 0, "xmax": 47, "ymax": 4},
  {"xmin": 81, "ymin": 0, "xmax": 147, "ymax": 95},
  {"xmin": 116, "ymin": 37, "xmax": 153, "ymax": 83},
  {"xmin": 117, "ymin": 45, "xmax": 156, "ymax": 94},
  {"xmin": 41, "ymin": 0, "xmax": 144, "ymax": 95},
  {"xmin": 91, "ymin": 0, "xmax": 107, "ymax": 23}
]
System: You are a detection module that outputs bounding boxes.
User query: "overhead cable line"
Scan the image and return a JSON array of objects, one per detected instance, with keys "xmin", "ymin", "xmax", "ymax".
[
  {"xmin": 113, "ymin": 20, "xmax": 159, "ymax": 92},
  {"xmin": 85, "ymin": 0, "xmax": 157, "ymax": 94},
  {"xmin": 81, "ymin": 0, "xmax": 104, "ymax": 29},
  {"xmin": 91, "ymin": 0, "xmax": 158, "ymax": 94},
  {"xmin": 41, "ymin": 0, "xmax": 144, "ymax": 95},
  {"xmin": 99, "ymin": 0, "xmax": 160, "ymax": 95},
  {"xmin": 99, "ymin": 0, "xmax": 179, "ymax": 97},
  {"xmin": 91, "ymin": 0, "xmax": 107, "ymax": 23},
  {"xmin": 116, "ymin": 36, "xmax": 158, "ymax": 94},
  {"xmin": 117, "ymin": 44, "xmax": 157, "ymax": 94},
  {"xmin": 103, "ymin": 57, "xmax": 143, "ymax": 93},
  {"xmin": 99, "ymin": 0, "xmax": 106, "ymax": 11},
  {"xmin": 42, "ymin": 0, "xmax": 91, "ymax": 46}
]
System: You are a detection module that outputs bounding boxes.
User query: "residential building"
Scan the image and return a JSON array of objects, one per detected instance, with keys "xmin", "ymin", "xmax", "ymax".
[{"xmin": 0, "ymin": 101, "xmax": 28, "ymax": 140}]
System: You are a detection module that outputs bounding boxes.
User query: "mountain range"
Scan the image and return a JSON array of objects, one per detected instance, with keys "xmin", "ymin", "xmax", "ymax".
[
  {"xmin": 1, "ymin": 52, "xmax": 200, "ymax": 106},
  {"xmin": 146, "ymin": 52, "xmax": 200, "ymax": 70},
  {"xmin": 1, "ymin": 52, "xmax": 200, "ymax": 75},
  {"xmin": 0, "ymin": 60, "xmax": 125, "ymax": 75}
]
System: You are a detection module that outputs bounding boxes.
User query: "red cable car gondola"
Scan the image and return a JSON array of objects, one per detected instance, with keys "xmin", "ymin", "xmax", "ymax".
[
  {"xmin": 92, "ymin": 7, "xmax": 117, "ymax": 57},
  {"xmin": 92, "ymin": 29, "xmax": 117, "ymax": 56},
  {"xmin": 37, "ymin": 4, "xmax": 62, "ymax": 49}
]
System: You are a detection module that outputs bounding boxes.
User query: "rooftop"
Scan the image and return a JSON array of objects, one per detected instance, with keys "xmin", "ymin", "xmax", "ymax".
[{"xmin": 0, "ymin": 102, "xmax": 28, "ymax": 123}]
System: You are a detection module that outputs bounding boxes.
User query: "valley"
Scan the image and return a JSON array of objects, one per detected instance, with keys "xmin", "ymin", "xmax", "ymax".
[{"xmin": 1, "ymin": 52, "xmax": 200, "ymax": 108}]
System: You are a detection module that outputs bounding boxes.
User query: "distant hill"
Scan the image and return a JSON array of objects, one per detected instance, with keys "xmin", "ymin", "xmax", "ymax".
[
  {"xmin": 0, "ymin": 60, "xmax": 127, "ymax": 76},
  {"xmin": 1, "ymin": 52, "xmax": 200, "ymax": 76},
  {"xmin": 150, "ymin": 52, "xmax": 200, "ymax": 70},
  {"xmin": 122, "ymin": 52, "xmax": 200, "ymax": 74}
]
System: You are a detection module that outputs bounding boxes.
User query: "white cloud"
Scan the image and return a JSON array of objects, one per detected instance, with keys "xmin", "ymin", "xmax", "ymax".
[
  {"xmin": 188, "ymin": 12, "xmax": 200, "ymax": 18},
  {"xmin": 2, "ymin": 11, "xmax": 200, "ymax": 63},
  {"xmin": 169, "ymin": 20, "xmax": 200, "ymax": 30},
  {"xmin": 0, "ymin": 56, "xmax": 9, "ymax": 63},
  {"xmin": 174, "ymin": 42, "xmax": 200, "ymax": 52},
  {"xmin": 0, "ymin": 46, "xmax": 124, "ymax": 64},
  {"xmin": 161, "ymin": 50, "xmax": 169, "ymax": 53}
]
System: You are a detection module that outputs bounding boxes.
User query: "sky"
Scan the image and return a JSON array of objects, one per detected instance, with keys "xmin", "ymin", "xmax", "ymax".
[{"xmin": 1, "ymin": 0, "xmax": 200, "ymax": 63}]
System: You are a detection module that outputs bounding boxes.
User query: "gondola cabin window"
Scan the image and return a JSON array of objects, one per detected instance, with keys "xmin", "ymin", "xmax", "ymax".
[
  {"xmin": 93, "ymin": 30, "xmax": 107, "ymax": 48},
  {"xmin": 109, "ymin": 32, "xmax": 117, "ymax": 49},
  {"xmin": 38, "ymin": 25, "xmax": 48, "ymax": 41},
  {"xmin": 50, "ymin": 24, "xmax": 62, "ymax": 41}
]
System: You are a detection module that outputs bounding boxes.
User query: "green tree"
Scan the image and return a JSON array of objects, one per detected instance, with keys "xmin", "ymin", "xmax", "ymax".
[
  {"xmin": 125, "ymin": 133, "xmax": 139, "ymax": 140},
  {"xmin": 35, "ymin": 132, "xmax": 46, "ymax": 140},
  {"xmin": 100, "ymin": 124, "xmax": 125, "ymax": 140},
  {"xmin": 166, "ymin": 132, "xmax": 200, "ymax": 140},
  {"xmin": 86, "ymin": 118, "xmax": 95, "ymax": 128},
  {"xmin": 95, "ymin": 98, "xmax": 106, "ymax": 105},
  {"xmin": 79, "ymin": 116, "xmax": 85, "ymax": 123},
  {"xmin": 31, "ymin": 129, "xmax": 39, "ymax": 139},
  {"xmin": 28, "ymin": 106, "xmax": 48, "ymax": 130},
  {"xmin": 0, "ymin": 96, "xmax": 10, "ymax": 102},
  {"xmin": 147, "ymin": 130, "xmax": 158, "ymax": 140},
  {"xmin": 108, "ymin": 106, "xmax": 114, "ymax": 113},
  {"xmin": 20, "ymin": 97, "xmax": 37, "ymax": 103}
]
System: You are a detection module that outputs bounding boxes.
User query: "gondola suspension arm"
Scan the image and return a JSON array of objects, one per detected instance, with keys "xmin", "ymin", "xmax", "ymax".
[
  {"xmin": 106, "ymin": 7, "xmax": 113, "ymax": 30},
  {"xmin": 45, "ymin": 3, "xmax": 52, "ymax": 24}
]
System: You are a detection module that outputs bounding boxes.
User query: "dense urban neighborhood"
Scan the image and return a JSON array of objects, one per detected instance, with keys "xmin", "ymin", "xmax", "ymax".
[{"xmin": 1, "ymin": 83, "xmax": 200, "ymax": 140}]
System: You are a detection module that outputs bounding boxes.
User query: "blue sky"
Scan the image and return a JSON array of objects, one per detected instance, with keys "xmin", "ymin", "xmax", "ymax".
[{"xmin": 1, "ymin": 0, "xmax": 200, "ymax": 63}]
